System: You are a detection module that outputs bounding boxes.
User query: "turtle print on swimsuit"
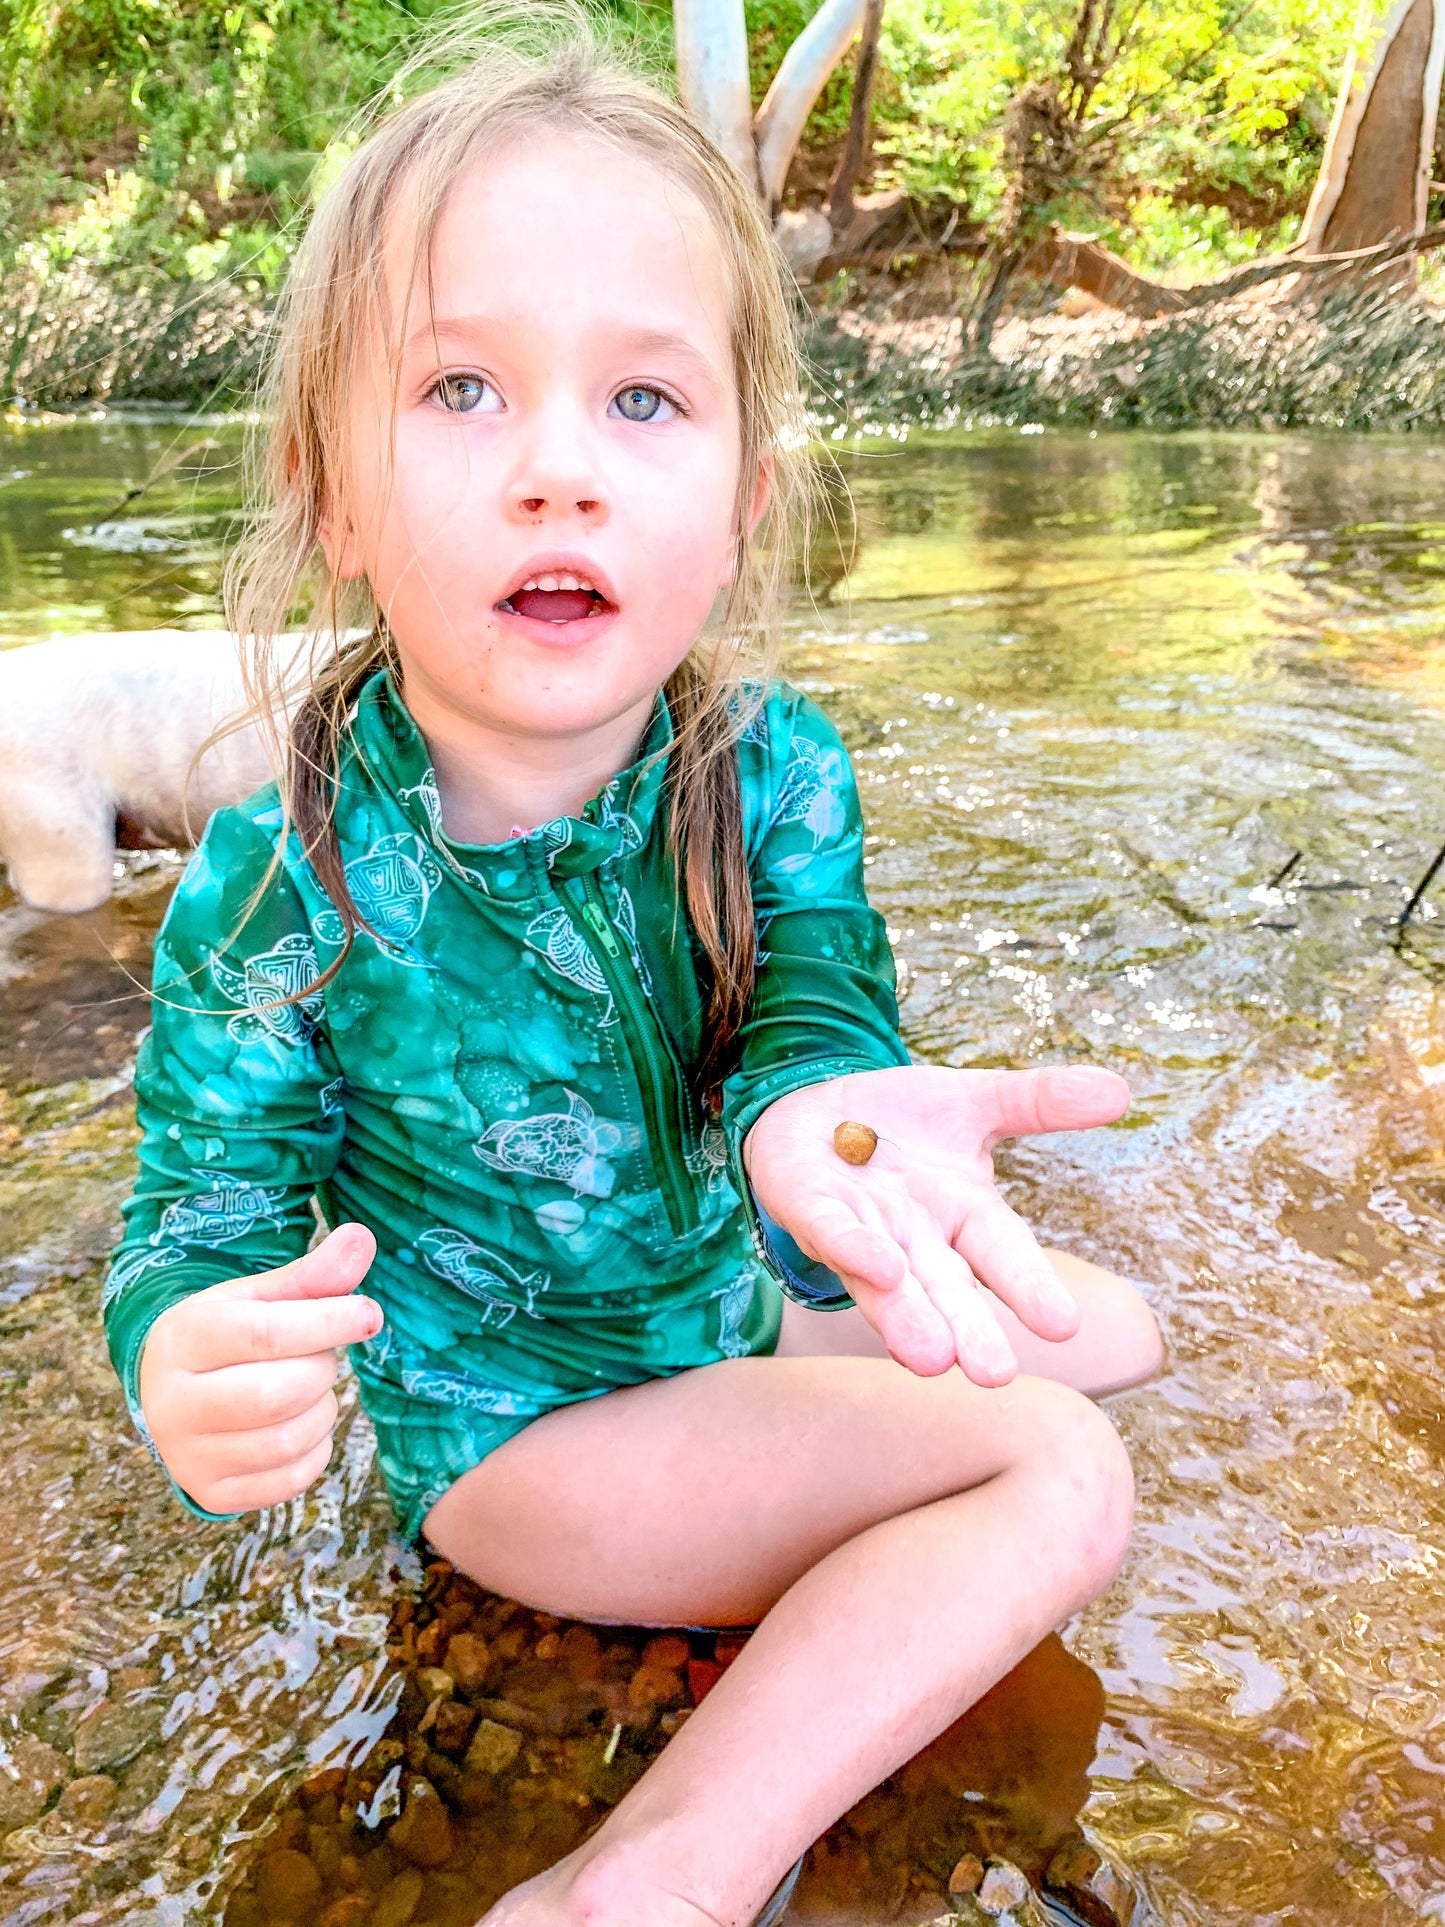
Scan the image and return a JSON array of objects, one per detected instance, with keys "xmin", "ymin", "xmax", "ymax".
[{"xmin": 103, "ymin": 674, "xmax": 908, "ymax": 1538}]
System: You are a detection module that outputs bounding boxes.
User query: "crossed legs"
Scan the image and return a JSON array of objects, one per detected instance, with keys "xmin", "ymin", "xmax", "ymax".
[{"xmin": 423, "ymin": 1253, "xmax": 1160, "ymax": 1926}]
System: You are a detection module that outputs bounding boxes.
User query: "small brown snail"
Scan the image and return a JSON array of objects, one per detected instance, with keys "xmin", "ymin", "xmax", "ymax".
[{"xmin": 833, "ymin": 1120, "xmax": 879, "ymax": 1165}]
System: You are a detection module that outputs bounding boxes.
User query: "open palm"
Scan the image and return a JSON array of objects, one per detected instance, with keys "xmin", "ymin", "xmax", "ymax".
[{"xmin": 744, "ymin": 1063, "xmax": 1131, "ymax": 1385}]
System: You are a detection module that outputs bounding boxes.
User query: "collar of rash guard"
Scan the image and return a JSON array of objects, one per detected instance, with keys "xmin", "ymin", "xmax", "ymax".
[{"xmin": 344, "ymin": 670, "xmax": 674, "ymax": 895}]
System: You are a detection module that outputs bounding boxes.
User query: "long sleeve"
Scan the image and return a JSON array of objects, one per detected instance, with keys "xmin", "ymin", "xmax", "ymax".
[
  {"xmin": 104, "ymin": 803, "xmax": 345, "ymax": 1518},
  {"xmin": 722, "ymin": 690, "xmax": 910, "ymax": 1304}
]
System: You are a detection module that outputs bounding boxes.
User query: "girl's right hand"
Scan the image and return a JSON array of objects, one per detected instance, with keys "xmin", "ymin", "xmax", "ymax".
[{"xmin": 136, "ymin": 1224, "xmax": 383, "ymax": 1515}]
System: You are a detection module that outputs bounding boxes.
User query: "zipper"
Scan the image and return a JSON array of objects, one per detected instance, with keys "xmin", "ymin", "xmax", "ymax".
[{"xmin": 566, "ymin": 872, "xmax": 699, "ymax": 1237}]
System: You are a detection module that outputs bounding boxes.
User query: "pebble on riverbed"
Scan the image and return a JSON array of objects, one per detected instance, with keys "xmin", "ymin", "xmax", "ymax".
[{"xmin": 218, "ymin": 1558, "xmax": 1135, "ymax": 1926}]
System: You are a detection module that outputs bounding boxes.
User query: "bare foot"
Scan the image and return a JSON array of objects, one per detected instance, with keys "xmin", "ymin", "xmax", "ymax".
[{"xmin": 478, "ymin": 1842, "xmax": 726, "ymax": 1927}]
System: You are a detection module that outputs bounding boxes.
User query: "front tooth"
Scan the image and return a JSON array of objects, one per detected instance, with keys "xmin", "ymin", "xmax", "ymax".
[
  {"xmin": 537, "ymin": 573, "xmax": 559, "ymax": 592},
  {"xmin": 557, "ymin": 573, "xmax": 580, "ymax": 591}
]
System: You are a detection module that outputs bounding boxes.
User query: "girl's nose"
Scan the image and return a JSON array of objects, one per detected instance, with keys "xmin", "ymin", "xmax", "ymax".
[
  {"xmin": 505, "ymin": 414, "xmax": 611, "ymax": 525},
  {"xmin": 512, "ymin": 486, "xmax": 606, "ymax": 519}
]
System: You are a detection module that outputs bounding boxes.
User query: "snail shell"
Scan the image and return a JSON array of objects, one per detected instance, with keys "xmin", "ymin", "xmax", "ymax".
[{"xmin": 833, "ymin": 1120, "xmax": 879, "ymax": 1165}]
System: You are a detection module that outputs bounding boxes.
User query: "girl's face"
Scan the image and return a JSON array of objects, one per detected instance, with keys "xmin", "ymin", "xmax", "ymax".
[{"xmin": 327, "ymin": 132, "xmax": 764, "ymax": 748}]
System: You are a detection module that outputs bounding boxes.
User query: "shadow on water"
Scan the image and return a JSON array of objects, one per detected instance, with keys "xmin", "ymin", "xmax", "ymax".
[{"xmin": 5, "ymin": 420, "xmax": 1445, "ymax": 1923}]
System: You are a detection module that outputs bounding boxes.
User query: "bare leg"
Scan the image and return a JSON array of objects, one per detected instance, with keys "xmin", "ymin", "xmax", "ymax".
[
  {"xmin": 424, "ymin": 1352, "xmax": 1135, "ymax": 1927},
  {"xmin": 775, "ymin": 1248, "xmax": 1164, "ymax": 1396}
]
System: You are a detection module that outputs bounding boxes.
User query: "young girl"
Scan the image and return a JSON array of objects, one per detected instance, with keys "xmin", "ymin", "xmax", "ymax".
[{"xmin": 104, "ymin": 12, "xmax": 1162, "ymax": 1923}]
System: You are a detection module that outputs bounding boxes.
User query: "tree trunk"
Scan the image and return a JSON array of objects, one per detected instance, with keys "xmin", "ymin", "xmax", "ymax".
[
  {"xmin": 970, "ymin": 250, "xmax": 1020, "ymax": 353},
  {"xmin": 672, "ymin": 0, "xmax": 761, "ymax": 191},
  {"xmin": 754, "ymin": 0, "xmax": 869, "ymax": 211},
  {"xmin": 1298, "ymin": 0, "xmax": 1445, "ymax": 282},
  {"xmin": 672, "ymin": 0, "xmax": 877, "ymax": 221},
  {"xmin": 998, "ymin": 1, "xmax": 1445, "ymax": 319},
  {"xmin": 826, "ymin": 0, "xmax": 886, "ymax": 230}
]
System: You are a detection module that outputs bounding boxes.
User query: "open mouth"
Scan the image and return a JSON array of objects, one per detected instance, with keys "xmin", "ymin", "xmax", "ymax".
[{"xmin": 499, "ymin": 571, "xmax": 613, "ymax": 624}]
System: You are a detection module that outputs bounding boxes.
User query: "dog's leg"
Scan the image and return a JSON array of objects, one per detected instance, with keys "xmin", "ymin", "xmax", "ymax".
[{"xmin": 0, "ymin": 781, "xmax": 117, "ymax": 914}]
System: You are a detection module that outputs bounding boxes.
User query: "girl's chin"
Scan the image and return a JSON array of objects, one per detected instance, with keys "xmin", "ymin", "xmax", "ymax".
[{"xmin": 476, "ymin": 656, "xmax": 681, "ymax": 742}]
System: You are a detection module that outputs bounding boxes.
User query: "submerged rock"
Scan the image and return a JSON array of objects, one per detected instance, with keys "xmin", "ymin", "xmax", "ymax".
[
  {"xmin": 72, "ymin": 1694, "xmax": 163, "ymax": 1774},
  {"xmin": 0, "ymin": 1734, "xmax": 68, "ymax": 1832},
  {"xmin": 58, "ymin": 1774, "xmax": 116, "ymax": 1824},
  {"xmin": 464, "ymin": 1718, "xmax": 523, "ymax": 1777},
  {"xmin": 1044, "ymin": 1833, "xmax": 1137, "ymax": 1927},
  {"xmin": 369, "ymin": 1867, "xmax": 426, "ymax": 1927},
  {"xmin": 388, "ymin": 1778, "xmax": 455, "ymax": 1869},
  {"xmin": 979, "ymin": 1860, "xmax": 1032, "ymax": 1913},
  {"xmin": 949, "ymin": 1852, "xmax": 985, "ymax": 1894},
  {"xmin": 254, "ymin": 1845, "xmax": 322, "ymax": 1918},
  {"xmin": 221, "ymin": 1560, "xmax": 1141, "ymax": 1927}
]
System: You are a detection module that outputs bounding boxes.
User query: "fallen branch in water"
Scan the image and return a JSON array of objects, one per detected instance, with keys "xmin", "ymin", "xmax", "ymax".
[
  {"xmin": 100, "ymin": 437, "xmax": 220, "ymax": 520},
  {"xmin": 1029, "ymin": 221, "xmax": 1445, "ymax": 320},
  {"xmin": 1397, "ymin": 837, "xmax": 1445, "ymax": 939}
]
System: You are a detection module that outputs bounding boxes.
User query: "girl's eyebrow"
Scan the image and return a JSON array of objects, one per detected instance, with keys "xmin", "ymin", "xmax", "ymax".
[
  {"xmin": 615, "ymin": 327, "xmax": 720, "ymax": 375},
  {"xmin": 405, "ymin": 314, "xmax": 721, "ymax": 380}
]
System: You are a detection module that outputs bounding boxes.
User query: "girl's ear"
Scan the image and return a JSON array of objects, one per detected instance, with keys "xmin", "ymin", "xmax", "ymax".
[
  {"xmin": 719, "ymin": 456, "xmax": 775, "ymax": 588},
  {"xmin": 290, "ymin": 433, "xmax": 366, "ymax": 582},
  {"xmin": 317, "ymin": 499, "xmax": 365, "ymax": 582},
  {"xmin": 747, "ymin": 454, "xmax": 774, "ymax": 538}
]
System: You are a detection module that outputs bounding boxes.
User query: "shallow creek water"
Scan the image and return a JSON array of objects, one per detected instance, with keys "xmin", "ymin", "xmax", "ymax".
[{"xmin": 3, "ymin": 414, "xmax": 1445, "ymax": 1924}]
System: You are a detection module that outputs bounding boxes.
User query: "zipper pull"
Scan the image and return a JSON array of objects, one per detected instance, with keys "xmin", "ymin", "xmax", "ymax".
[{"xmin": 581, "ymin": 899, "xmax": 621, "ymax": 956}]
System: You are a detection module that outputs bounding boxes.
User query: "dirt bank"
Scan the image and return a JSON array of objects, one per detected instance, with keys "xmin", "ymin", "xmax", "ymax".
[{"xmin": 9, "ymin": 254, "xmax": 1445, "ymax": 434}]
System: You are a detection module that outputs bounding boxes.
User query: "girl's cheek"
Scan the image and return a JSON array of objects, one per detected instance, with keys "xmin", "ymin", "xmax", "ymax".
[{"xmin": 633, "ymin": 450, "xmax": 738, "ymax": 554}]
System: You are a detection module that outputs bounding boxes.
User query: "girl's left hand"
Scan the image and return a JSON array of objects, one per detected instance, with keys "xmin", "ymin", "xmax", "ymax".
[{"xmin": 743, "ymin": 1063, "xmax": 1131, "ymax": 1386}]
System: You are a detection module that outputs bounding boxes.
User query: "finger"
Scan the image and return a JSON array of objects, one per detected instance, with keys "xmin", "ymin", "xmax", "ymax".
[
  {"xmin": 183, "ymin": 1293, "xmax": 381, "ymax": 1373},
  {"xmin": 781, "ymin": 1192, "xmax": 908, "ymax": 1294},
  {"xmin": 209, "ymin": 1224, "xmax": 378, "ymax": 1304},
  {"xmin": 846, "ymin": 1262, "xmax": 960, "ymax": 1378},
  {"xmin": 904, "ymin": 1232, "xmax": 1019, "ymax": 1387},
  {"xmin": 174, "ymin": 1352, "xmax": 340, "ymax": 1433},
  {"xmin": 190, "ymin": 1389, "xmax": 340, "ymax": 1485},
  {"xmin": 213, "ymin": 1395, "xmax": 342, "ymax": 1479},
  {"xmin": 978, "ymin": 1067, "xmax": 1131, "ymax": 1146},
  {"xmin": 204, "ymin": 1433, "xmax": 336, "ymax": 1515},
  {"xmin": 953, "ymin": 1196, "xmax": 1082, "ymax": 1344}
]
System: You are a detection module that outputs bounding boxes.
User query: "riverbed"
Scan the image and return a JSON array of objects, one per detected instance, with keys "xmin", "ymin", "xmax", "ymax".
[{"xmin": 2, "ymin": 413, "xmax": 1445, "ymax": 1924}]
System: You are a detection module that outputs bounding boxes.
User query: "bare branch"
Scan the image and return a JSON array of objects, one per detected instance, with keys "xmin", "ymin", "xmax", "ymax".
[
  {"xmin": 754, "ymin": 0, "xmax": 869, "ymax": 211},
  {"xmin": 1033, "ymin": 217, "xmax": 1445, "ymax": 319}
]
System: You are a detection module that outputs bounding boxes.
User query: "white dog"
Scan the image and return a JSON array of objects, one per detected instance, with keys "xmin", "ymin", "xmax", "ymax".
[{"xmin": 0, "ymin": 632, "xmax": 289, "ymax": 915}]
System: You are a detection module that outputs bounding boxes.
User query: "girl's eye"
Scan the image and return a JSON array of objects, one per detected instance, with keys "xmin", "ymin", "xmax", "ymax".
[
  {"xmin": 610, "ymin": 384, "xmax": 677, "ymax": 424},
  {"xmin": 430, "ymin": 374, "xmax": 500, "ymax": 414}
]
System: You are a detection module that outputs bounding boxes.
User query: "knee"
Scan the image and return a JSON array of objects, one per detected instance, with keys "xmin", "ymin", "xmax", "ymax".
[
  {"xmin": 1111, "ymin": 1283, "xmax": 1164, "ymax": 1391},
  {"xmin": 1042, "ymin": 1251, "xmax": 1165, "ymax": 1395},
  {"xmin": 1015, "ymin": 1383, "xmax": 1136, "ymax": 1609}
]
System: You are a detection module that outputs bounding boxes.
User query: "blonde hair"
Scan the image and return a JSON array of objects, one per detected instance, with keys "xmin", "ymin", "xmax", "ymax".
[{"xmin": 225, "ymin": 0, "xmax": 815, "ymax": 1097}]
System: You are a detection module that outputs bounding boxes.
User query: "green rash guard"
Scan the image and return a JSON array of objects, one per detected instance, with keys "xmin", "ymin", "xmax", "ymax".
[{"xmin": 103, "ymin": 671, "xmax": 909, "ymax": 1543}]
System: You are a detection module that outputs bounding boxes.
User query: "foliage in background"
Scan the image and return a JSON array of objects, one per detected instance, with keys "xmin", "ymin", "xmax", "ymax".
[
  {"xmin": 0, "ymin": 0, "xmax": 672, "ymax": 292},
  {"xmin": 2, "ymin": 0, "xmax": 421, "ymax": 294},
  {"xmin": 869, "ymin": 0, "xmax": 1385, "ymax": 272}
]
